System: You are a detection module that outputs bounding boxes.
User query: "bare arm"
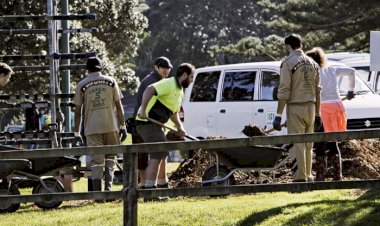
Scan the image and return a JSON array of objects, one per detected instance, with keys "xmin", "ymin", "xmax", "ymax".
[
  {"xmin": 115, "ymin": 100, "xmax": 126, "ymax": 127},
  {"xmin": 170, "ymin": 112, "xmax": 186, "ymax": 139},
  {"xmin": 74, "ymin": 105, "xmax": 82, "ymax": 134},
  {"xmin": 276, "ymin": 99, "xmax": 287, "ymax": 116}
]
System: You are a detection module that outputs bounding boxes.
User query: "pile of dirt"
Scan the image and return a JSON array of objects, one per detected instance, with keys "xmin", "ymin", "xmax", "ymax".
[
  {"xmin": 242, "ymin": 124, "xmax": 267, "ymax": 136},
  {"xmin": 167, "ymin": 125, "xmax": 380, "ymax": 188}
]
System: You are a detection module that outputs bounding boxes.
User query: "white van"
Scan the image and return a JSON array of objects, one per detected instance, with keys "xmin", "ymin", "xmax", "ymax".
[
  {"xmin": 182, "ymin": 61, "xmax": 380, "ymax": 139},
  {"xmin": 326, "ymin": 52, "xmax": 380, "ymax": 94}
]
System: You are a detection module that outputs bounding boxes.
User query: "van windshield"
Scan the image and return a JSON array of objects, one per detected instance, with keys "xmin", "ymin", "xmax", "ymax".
[
  {"xmin": 337, "ymin": 73, "xmax": 373, "ymax": 96},
  {"xmin": 354, "ymin": 66, "xmax": 371, "ymax": 82}
]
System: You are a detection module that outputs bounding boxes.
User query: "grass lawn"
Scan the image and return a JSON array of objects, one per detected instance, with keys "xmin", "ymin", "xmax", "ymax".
[{"xmin": 0, "ymin": 178, "xmax": 379, "ymax": 226}]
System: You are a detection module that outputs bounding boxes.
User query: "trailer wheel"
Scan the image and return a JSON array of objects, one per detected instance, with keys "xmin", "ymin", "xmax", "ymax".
[
  {"xmin": 0, "ymin": 183, "xmax": 21, "ymax": 213},
  {"xmin": 202, "ymin": 165, "xmax": 235, "ymax": 186},
  {"xmin": 32, "ymin": 178, "xmax": 64, "ymax": 210}
]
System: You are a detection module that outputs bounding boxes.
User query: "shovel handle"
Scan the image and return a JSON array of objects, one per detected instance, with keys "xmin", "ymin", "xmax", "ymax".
[
  {"xmin": 266, "ymin": 122, "xmax": 286, "ymax": 134},
  {"xmin": 146, "ymin": 117, "xmax": 199, "ymax": 141}
]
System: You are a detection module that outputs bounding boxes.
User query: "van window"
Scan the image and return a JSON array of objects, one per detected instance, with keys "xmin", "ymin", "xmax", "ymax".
[
  {"xmin": 190, "ymin": 71, "xmax": 221, "ymax": 102},
  {"xmin": 221, "ymin": 71, "xmax": 256, "ymax": 101},
  {"xmin": 261, "ymin": 71, "xmax": 280, "ymax": 100}
]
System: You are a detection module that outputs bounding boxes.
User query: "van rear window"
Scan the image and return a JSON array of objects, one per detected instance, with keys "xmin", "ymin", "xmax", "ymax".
[{"xmin": 190, "ymin": 71, "xmax": 221, "ymax": 102}]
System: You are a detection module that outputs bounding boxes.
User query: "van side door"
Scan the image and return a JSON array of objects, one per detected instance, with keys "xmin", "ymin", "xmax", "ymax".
[
  {"xmin": 183, "ymin": 70, "xmax": 221, "ymax": 138},
  {"xmin": 216, "ymin": 69, "xmax": 257, "ymax": 138}
]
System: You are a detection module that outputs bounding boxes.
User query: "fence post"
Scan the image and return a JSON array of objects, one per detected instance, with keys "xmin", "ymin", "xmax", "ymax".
[{"xmin": 123, "ymin": 148, "xmax": 138, "ymax": 226}]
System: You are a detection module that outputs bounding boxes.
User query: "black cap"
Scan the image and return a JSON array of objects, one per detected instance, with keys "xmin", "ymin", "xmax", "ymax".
[
  {"xmin": 154, "ymin": 56, "xmax": 172, "ymax": 69},
  {"xmin": 86, "ymin": 57, "xmax": 103, "ymax": 72}
]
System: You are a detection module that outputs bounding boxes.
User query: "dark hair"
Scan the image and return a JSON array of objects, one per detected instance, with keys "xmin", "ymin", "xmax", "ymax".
[
  {"xmin": 154, "ymin": 56, "xmax": 172, "ymax": 69},
  {"xmin": 86, "ymin": 57, "xmax": 103, "ymax": 72},
  {"xmin": 305, "ymin": 47, "xmax": 327, "ymax": 68},
  {"xmin": 284, "ymin": 33, "xmax": 302, "ymax": 49},
  {"xmin": 0, "ymin": 63, "xmax": 13, "ymax": 75},
  {"xmin": 176, "ymin": 63, "xmax": 195, "ymax": 77}
]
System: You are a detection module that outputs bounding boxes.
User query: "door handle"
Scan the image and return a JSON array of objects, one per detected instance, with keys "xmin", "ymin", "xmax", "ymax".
[
  {"xmin": 258, "ymin": 109, "xmax": 264, "ymax": 113},
  {"xmin": 220, "ymin": 109, "xmax": 226, "ymax": 113}
]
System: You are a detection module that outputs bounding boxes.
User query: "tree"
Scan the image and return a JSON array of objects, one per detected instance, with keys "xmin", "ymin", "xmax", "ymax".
[
  {"xmin": 134, "ymin": 0, "xmax": 283, "ymax": 77},
  {"xmin": 0, "ymin": 0, "xmax": 147, "ymax": 127},
  {"xmin": 215, "ymin": 0, "xmax": 380, "ymax": 61}
]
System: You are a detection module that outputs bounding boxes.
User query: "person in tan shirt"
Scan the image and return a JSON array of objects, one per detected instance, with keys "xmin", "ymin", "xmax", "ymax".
[
  {"xmin": 74, "ymin": 57, "xmax": 126, "ymax": 196},
  {"xmin": 273, "ymin": 34, "xmax": 321, "ymax": 182}
]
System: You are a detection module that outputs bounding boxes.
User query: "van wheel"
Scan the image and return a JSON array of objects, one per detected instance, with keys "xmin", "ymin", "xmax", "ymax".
[
  {"xmin": 0, "ymin": 183, "xmax": 21, "ymax": 213},
  {"xmin": 32, "ymin": 178, "xmax": 64, "ymax": 210},
  {"xmin": 202, "ymin": 165, "xmax": 235, "ymax": 186}
]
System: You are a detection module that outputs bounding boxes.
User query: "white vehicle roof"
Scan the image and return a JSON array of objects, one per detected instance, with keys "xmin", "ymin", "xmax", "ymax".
[
  {"xmin": 326, "ymin": 52, "xmax": 369, "ymax": 67},
  {"xmin": 196, "ymin": 61, "xmax": 282, "ymax": 72}
]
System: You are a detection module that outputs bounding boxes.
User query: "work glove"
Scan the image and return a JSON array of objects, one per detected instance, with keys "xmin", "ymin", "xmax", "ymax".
[
  {"xmin": 314, "ymin": 116, "xmax": 322, "ymax": 132},
  {"xmin": 119, "ymin": 125, "xmax": 127, "ymax": 142},
  {"xmin": 126, "ymin": 118, "xmax": 135, "ymax": 134},
  {"xmin": 273, "ymin": 116, "xmax": 282, "ymax": 131},
  {"xmin": 74, "ymin": 132, "xmax": 83, "ymax": 147},
  {"xmin": 346, "ymin": 91, "xmax": 355, "ymax": 100}
]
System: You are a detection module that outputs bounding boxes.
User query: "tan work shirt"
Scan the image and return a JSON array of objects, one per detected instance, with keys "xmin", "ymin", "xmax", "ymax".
[
  {"xmin": 278, "ymin": 49, "xmax": 321, "ymax": 103},
  {"xmin": 73, "ymin": 72, "xmax": 123, "ymax": 136}
]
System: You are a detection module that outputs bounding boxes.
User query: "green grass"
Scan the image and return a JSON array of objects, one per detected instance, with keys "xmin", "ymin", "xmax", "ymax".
[{"xmin": 1, "ymin": 181, "xmax": 379, "ymax": 226}]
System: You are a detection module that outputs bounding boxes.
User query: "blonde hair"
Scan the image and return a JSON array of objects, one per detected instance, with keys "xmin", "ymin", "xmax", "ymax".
[{"xmin": 305, "ymin": 47, "xmax": 327, "ymax": 68}]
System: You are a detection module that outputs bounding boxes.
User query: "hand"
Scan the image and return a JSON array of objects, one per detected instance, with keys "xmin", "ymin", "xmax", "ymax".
[
  {"xmin": 119, "ymin": 125, "xmax": 127, "ymax": 142},
  {"xmin": 74, "ymin": 132, "xmax": 83, "ymax": 147},
  {"xmin": 314, "ymin": 116, "xmax": 322, "ymax": 132},
  {"xmin": 177, "ymin": 127, "xmax": 186, "ymax": 140},
  {"xmin": 273, "ymin": 116, "xmax": 282, "ymax": 131},
  {"xmin": 126, "ymin": 118, "xmax": 135, "ymax": 134},
  {"xmin": 346, "ymin": 91, "xmax": 355, "ymax": 100},
  {"xmin": 137, "ymin": 110, "xmax": 147, "ymax": 119}
]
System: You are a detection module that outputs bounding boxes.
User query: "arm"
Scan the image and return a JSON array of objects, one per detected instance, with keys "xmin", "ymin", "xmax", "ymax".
[
  {"xmin": 276, "ymin": 99, "xmax": 287, "ymax": 115},
  {"xmin": 74, "ymin": 105, "xmax": 82, "ymax": 134},
  {"xmin": 115, "ymin": 100, "xmax": 126, "ymax": 127},
  {"xmin": 137, "ymin": 85, "xmax": 157, "ymax": 119},
  {"xmin": 336, "ymin": 67, "xmax": 355, "ymax": 91},
  {"xmin": 170, "ymin": 112, "xmax": 186, "ymax": 139}
]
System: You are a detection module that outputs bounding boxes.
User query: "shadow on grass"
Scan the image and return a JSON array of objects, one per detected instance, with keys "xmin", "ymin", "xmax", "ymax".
[{"xmin": 237, "ymin": 189, "xmax": 380, "ymax": 226}]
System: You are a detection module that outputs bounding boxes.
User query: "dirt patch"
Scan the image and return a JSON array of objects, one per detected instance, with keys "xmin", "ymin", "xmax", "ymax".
[{"xmin": 168, "ymin": 127, "xmax": 380, "ymax": 187}]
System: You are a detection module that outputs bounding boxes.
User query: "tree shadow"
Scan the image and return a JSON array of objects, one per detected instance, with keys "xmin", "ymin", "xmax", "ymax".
[{"xmin": 237, "ymin": 190, "xmax": 380, "ymax": 226}]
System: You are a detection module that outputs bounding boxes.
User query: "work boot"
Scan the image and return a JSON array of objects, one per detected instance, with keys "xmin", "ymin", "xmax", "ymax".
[
  {"xmin": 315, "ymin": 156, "xmax": 327, "ymax": 181},
  {"xmin": 330, "ymin": 155, "xmax": 342, "ymax": 181},
  {"xmin": 92, "ymin": 179, "xmax": 105, "ymax": 203},
  {"xmin": 104, "ymin": 166, "xmax": 114, "ymax": 191}
]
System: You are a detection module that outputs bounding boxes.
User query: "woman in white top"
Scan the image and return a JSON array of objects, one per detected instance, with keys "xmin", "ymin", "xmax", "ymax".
[{"xmin": 306, "ymin": 47, "xmax": 355, "ymax": 181}]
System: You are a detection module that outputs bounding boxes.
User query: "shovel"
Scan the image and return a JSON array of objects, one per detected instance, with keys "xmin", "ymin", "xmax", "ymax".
[
  {"xmin": 145, "ymin": 117, "xmax": 199, "ymax": 141},
  {"xmin": 265, "ymin": 122, "xmax": 287, "ymax": 134}
]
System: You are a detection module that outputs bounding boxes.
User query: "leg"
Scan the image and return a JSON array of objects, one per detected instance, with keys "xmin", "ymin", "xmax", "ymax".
[
  {"xmin": 157, "ymin": 157, "xmax": 168, "ymax": 188},
  {"xmin": 292, "ymin": 143, "xmax": 307, "ymax": 181},
  {"xmin": 104, "ymin": 155, "xmax": 116, "ymax": 191},
  {"xmin": 144, "ymin": 159, "xmax": 161, "ymax": 188},
  {"xmin": 327, "ymin": 142, "xmax": 342, "ymax": 181},
  {"xmin": 136, "ymin": 124, "xmax": 168, "ymax": 188}
]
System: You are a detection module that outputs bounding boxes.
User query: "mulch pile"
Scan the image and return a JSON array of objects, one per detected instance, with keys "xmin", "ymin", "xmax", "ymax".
[{"xmin": 166, "ymin": 125, "xmax": 380, "ymax": 188}]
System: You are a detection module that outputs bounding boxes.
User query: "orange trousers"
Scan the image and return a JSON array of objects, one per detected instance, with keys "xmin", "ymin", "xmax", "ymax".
[{"xmin": 320, "ymin": 102, "xmax": 346, "ymax": 132}]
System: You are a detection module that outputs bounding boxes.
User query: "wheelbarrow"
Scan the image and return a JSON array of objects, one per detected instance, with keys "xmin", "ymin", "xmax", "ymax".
[
  {"xmin": 201, "ymin": 146, "xmax": 288, "ymax": 186},
  {"xmin": 0, "ymin": 159, "xmax": 31, "ymax": 213},
  {"xmin": 0, "ymin": 144, "xmax": 80, "ymax": 213}
]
